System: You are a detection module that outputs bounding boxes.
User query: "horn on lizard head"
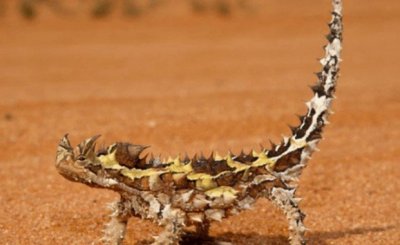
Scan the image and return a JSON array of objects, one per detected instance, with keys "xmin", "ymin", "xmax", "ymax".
[{"xmin": 76, "ymin": 135, "xmax": 101, "ymax": 159}]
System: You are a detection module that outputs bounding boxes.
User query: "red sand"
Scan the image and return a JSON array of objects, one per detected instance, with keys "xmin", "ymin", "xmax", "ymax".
[{"xmin": 0, "ymin": 0, "xmax": 399, "ymax": 244}]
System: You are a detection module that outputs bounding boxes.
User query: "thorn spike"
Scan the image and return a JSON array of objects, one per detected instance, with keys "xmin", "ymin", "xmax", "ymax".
[
  {"xmin": 200, "ymin": 152, "xmax": 206, "ymax": 160},
  {"xmin": 208, "ymin": 151, "xmax": 214, "ymax": 161},
  {"xmin": 184, "ymin": 152, "xmax": 190, "ymax": 163},
  {"xmin": 269, "ymin": 140, "xmax": 276, "ymax": 149},
  {"xmin": 288, "ymin": 125, "xmax": 297, "ymax": 135}
]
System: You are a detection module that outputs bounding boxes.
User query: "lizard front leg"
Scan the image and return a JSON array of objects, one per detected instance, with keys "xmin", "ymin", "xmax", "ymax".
[
  {"xmin": 152, "ymin": 205, "xmax": 186, "ymax": 245},
  {"xmin": 103, "ymin": 198, "xmax": 131, "ymax": 245},
  {"xmin": 270, "ymin": 187, "xmax": 306, "ymax": 245}
]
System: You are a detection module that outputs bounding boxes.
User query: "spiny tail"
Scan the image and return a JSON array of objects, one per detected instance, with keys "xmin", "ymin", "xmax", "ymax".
[{"xmin": 269, "ymin": 0, "xmax": 343, "ymax": 182}]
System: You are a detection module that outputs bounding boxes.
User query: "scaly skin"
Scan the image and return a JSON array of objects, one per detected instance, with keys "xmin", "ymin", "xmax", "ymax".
[{"xmin": 55, "ymin": 1, "xmax": 343, "ymax": 244}]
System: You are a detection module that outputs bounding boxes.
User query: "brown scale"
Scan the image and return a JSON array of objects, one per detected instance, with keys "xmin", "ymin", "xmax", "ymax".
[
  {"xmin": 160, "ymin": 173, "xmax": 174, "ymax": 187},
  {"xmin": 267, "ymin": 139, "xmax": 291, "ymax": 158},
  {"xmin": 114, "ymin": 142, "xmax": 149, "ymax": 169},
  {"xmin": 174, "ymin": 173, "xmax": 194, "ymax": 190},
  {"xmin": 191, "ymin": 155, "xmax": 211, "ymax": 173},
  {"xmin": 210, "ymin": 160, "xmax": 234, "ymax": 175},
  {"xmin": 104, "ymin": 168, "xmax": 123, "ymax": 181},
  {"xmin": 104, "ymin": 169, "xmax": 151, "ymax": 191},
  {"xmin": 211, "ymin": 152, "xmax": 258, "ymax": 186},
  {"xmin": 253, "ymin": 165, "xmax": 271, "ymax": 175},
  {"xmin": 215, "ymin": 172, "xmax": 237, "ymax": 186},
  {"xmin": 234, "ymin": 151, "xmax": 257, "ymax": 163},
  {"xmin": 188, "ymin": 152, "xmax": 255, "ymax": 185},
  {"xmin": 160, "ymin": 172, "xmax": 193, "ymax": 192},
  {"xmin": 87, "ymin": 164, "xmax": 103, "ymax": 176},
  {"xmin": 114, "ymin": 174, "xmax": 151, "ymax": 191},
  {"xmin": 247, "ymin": 185, "xmax": 264, "ymax": 199},
  {"xmin": 306, "ymin": 111, "xmax": 326, "ymax": 142},
  {"xmin": 294, "ymin": 108, "xmax": 316, "ymax": 139},
  {"xmin": 273, "ymin": 148, "xmax": 304, "ymax": 172},
  {"xmin": 245, "ymin": 178, "xmax": 286, "ymax": 199},
  {"xmin": 310, "ymin": 83, "xmax": 327, "ymax": 97},
  {"xmin": 191, "ymin": 154, "xmax": 235, "ymax": 176}
]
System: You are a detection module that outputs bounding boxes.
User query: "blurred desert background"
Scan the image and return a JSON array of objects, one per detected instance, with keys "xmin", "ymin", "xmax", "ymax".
[{"xmin": 0, "ymin": 0, "xmax": 399, "ymax": 244}]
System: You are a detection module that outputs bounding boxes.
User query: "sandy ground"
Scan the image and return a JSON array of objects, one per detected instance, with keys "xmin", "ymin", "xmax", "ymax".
[{"xmin": 0, "ymin": 0, "xmax": 399, "ymax": 244}]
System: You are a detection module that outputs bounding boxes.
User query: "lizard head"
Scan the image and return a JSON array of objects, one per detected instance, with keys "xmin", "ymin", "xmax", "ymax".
[
  {"xmin": 55, "ymin": 134, "xmax": 149, "ymax": 191},
  {"xmin": 55, "ymin": 134, "xmax": 106, "ymax": 187}
]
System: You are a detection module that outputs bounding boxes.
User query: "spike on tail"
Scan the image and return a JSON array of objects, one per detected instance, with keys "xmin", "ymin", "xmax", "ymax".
[{"xmin": 270, "ymin": 0, "xmax": 343, "ymax": 175}]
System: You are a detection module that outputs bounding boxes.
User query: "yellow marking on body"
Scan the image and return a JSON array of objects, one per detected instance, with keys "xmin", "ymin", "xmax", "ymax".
[
  {"xmin": 97, "ymin": 149, "xmax": 124, "ymax": 170},
  {"xmin": 226, "ymin": 155, "xmax": 250, "ymax": 173},
  {"xmin": 251, "ymin": 150, "xmax": 275, "ymax": 167},
  {"xmin": 167, "ymin": 157, "xmax": 193, "ymax": 173},
  {"xmin": 196, "ymin": 178, "xmax": 217, "ymax": 191},
  {"xmin": 214, "ymin": 152, "xmax": 224, "ymax": 161},
  {"xmin": 166, "ymin": 156, "xmax": 174, "ymax": 164},
  {"xmin": 205, "ymin": 186, "xmax": 239, "ymax": 199},
  {"xmin": 121, "ymin": 168, "xmax": 167, "ymax": 179},
  {"xmin": 187, "ymin": 172, "xmax": 228, "ymax": 191},
  {"xmin": 187, "ymin": 171, "xmax": 228, "ymax": 180},
  {"xmin": 252, "ymin": 150, "xmax": 260, "ymax": 158}
]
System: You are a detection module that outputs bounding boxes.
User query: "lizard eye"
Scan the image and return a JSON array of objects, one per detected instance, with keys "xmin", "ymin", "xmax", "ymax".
[{"xmin": 77, "ymin": 155, "xmax": 86, "ymax": 161}]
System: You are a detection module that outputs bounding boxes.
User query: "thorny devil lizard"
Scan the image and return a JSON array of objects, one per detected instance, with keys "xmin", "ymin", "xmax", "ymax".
[{"xmin": 55, "ymin": 1, "xmax": 343, "ymax": 244}]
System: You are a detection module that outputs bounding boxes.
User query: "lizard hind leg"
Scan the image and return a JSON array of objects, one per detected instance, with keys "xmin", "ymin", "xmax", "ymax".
[{"xmin": 270, "ymin": 187, "xmax": 306, "ymax": 245}]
